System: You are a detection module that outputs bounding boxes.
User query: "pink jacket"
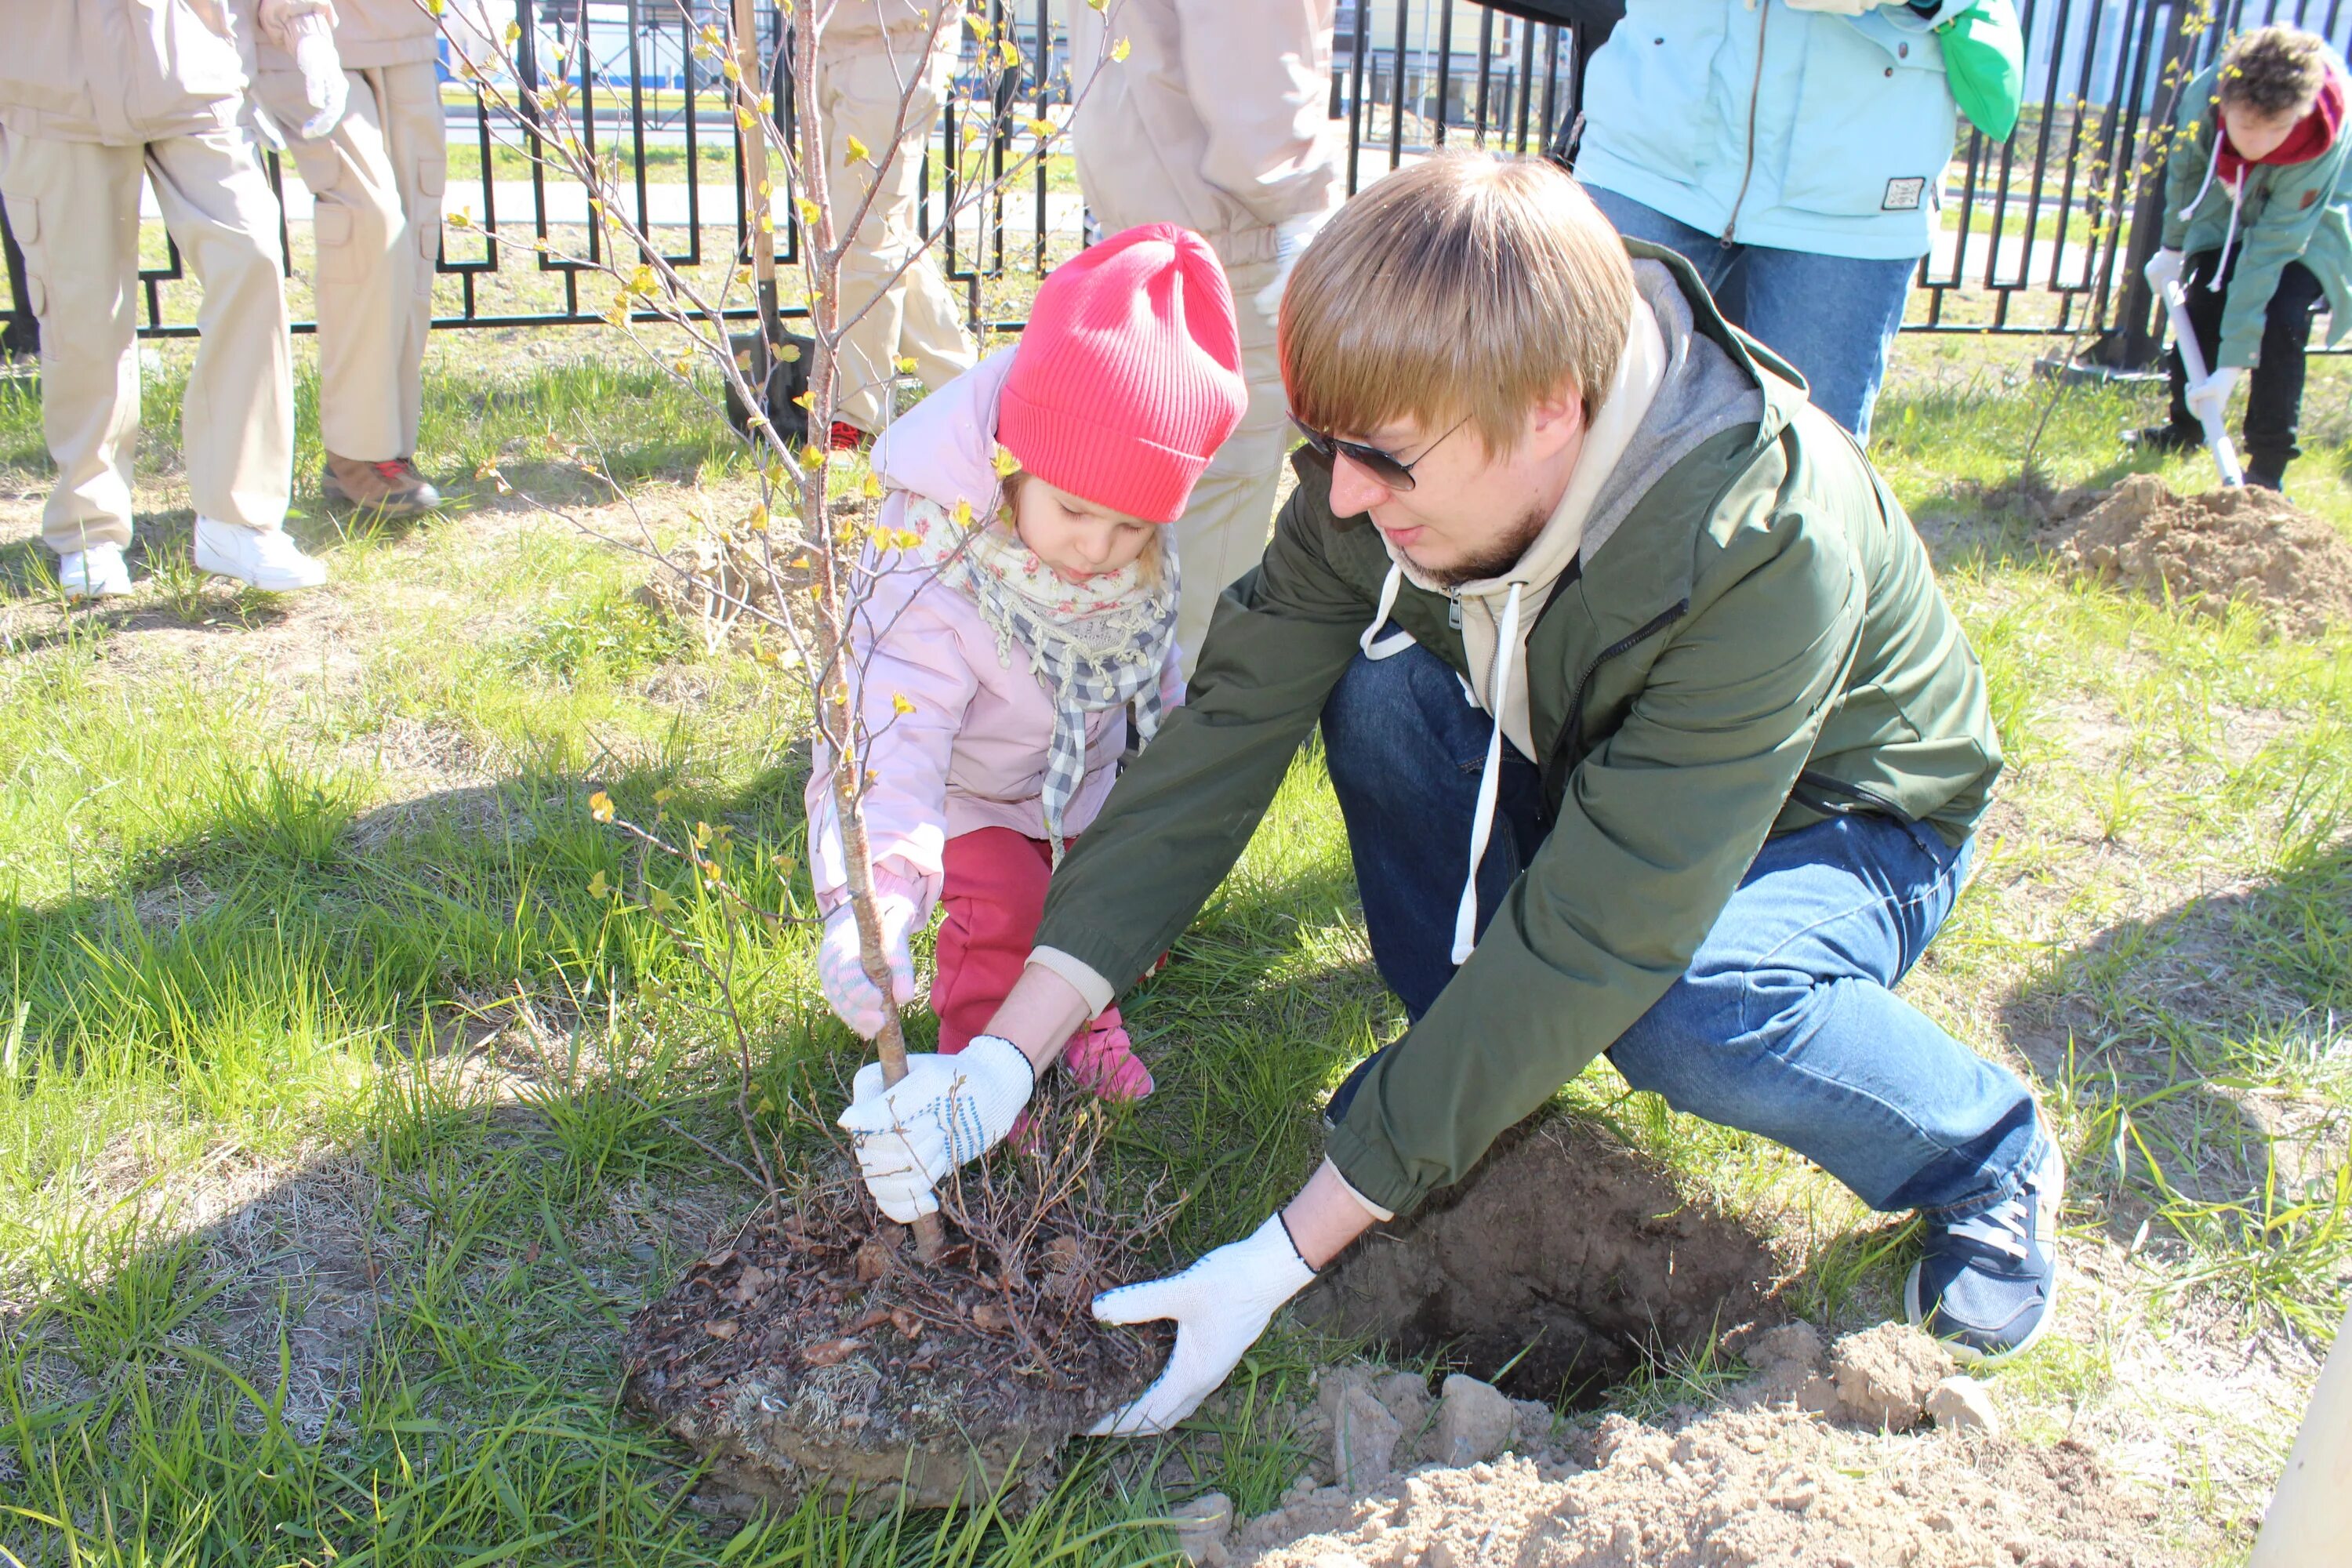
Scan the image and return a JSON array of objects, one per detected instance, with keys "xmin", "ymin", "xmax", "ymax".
[{"xmin": 805, "ymin": 350, "xmax": 1184, "ymax": 920}]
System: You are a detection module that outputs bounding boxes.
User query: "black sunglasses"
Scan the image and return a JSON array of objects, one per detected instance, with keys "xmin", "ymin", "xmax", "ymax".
[{"xmin": 1288, "ymin": 413, "xmax": 1468, "ymax": 492}]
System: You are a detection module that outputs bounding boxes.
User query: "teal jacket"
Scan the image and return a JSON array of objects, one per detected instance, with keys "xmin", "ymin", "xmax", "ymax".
[
  {"xmin": 1576, "ymin": 0, "xmax": 1962, "ymax": 261},
  {"xmin": 2161, "ymin": 60, "xmax": 2352, "ymax": 370}
]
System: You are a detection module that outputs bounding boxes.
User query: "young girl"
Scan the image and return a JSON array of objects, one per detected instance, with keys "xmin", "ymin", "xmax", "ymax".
[
  {"xmin": 805, "ymin": 223, "xmax": 1247, "ymax": 1099},
  {"xmin": 2135, "ymin": 24, "xmax": 2352, "ymax": 492}
]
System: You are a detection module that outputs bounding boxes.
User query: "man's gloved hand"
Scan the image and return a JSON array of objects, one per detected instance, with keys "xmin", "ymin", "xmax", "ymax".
[
  {"xmin": 1254, "ymin": 209, "xmax": 1335, "ymax": 318},
  {"xmin": 836, "ymin": 1035, "xmax": 1035, "ymax": 1222},
  {"xmin": 1087, "ymin": 1214, "xmax": 1318, "ymax": 1436},
  {"xmin": 816, "ymin": 895, "xmax": 918, "ymax": 1038},
  {"xmin": 2186, "ymin": 365, "xmax": 2242, "ymax": 429},
  {"xmin": 1783, "ymin": 0, "xmax": 1882, "ymax": 16},
  {"xmin": 2144, "ymin": 247, "xmax": 2187, "ymax": 298},
  {"xmin": 260, "ymin": 1, "xmax": 347, "ymax": 138}
]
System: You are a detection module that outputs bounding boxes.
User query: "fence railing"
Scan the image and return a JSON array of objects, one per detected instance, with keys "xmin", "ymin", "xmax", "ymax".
[{"xmin": 2, "ymin": 0, "xmax": 2349, "ymax": 357}]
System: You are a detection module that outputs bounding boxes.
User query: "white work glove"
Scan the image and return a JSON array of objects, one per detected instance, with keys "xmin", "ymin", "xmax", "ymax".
[
  {"xmin": 2186, "ymin": 365, "xmax": 2242, "ymax": 429},
  {"xmin": 1087, "ymin": 1214, "xmax": 1318, "ymax": 1436},
  {"xmin": 836, "ymin": 1034, "xmax": 1034, "ymax": 1222},
  {"xmin": 259, "ymin": 2, "xmax": 347, "ymax": 138},
  {"xmin": 1783, "ymin": 0, "xmax": 1881, "ymax": 15},
  {"xmin": 2144, "ymin": 247, "xmax": 2186, "ymax": 298},
  {"xmin": 1254, "ymin": 209, "xmax": 1335, "ymax": 318},
  {"xmin": 815, "ymin": 895, "xmax": 918, "ymax": 1038}
]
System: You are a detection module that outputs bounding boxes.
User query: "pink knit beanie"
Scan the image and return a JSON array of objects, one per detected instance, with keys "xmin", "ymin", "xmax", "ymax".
[{"xmin": 996, "ymin": 223, "xmax": 1247, "ymax": 525}]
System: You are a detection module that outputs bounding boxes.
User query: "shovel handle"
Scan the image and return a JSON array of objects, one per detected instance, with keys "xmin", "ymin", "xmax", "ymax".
[{"xmin": 2160, "ymin": 281, "xmax": 2245, "ymax": 488}]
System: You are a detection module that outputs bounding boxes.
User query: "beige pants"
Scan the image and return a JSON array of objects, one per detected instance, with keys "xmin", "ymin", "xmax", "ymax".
[
  {"xmin": 0, "ymin": 122, "xmax": 292, "ymax": 554},
  {"xmin": 819, "ymin": 34, "xmax": 977, "ymax": 434},
  {"xmin": 258, "ymin": 61, "xmax": 445, "ymax": 463},
  {"xmin": 1078, "ymin": 203, "xmax": 1288, "ymax": 671}
]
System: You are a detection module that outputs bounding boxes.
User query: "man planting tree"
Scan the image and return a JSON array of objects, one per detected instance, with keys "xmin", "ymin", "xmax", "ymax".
[{"xmin": 837, "ymin": 153, "xmax": 2061, "ymax": 1435}]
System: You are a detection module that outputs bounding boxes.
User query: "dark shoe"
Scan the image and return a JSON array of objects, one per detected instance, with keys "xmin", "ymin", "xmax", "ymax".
[
  {"xmin": 323, "ymin": 454, "xmax": 441, "ymax": 517},
  {"xmin": 1905, "ymin": 1133, "xmax": 2063, "ymax": 1366},
  {"xmin": 2245, "ymin": 463, "xmax": 2288, "ymax": 492},
  {"xmin": 723, "ymin": 331, "xmax": 813, "ymax": 447},
  {"xmin": 2125, "ymin": 423, "xmax": 2203, "ymax": 456}
]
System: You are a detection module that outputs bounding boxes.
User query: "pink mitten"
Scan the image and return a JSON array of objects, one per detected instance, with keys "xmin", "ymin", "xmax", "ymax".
[
  {"xmin": 815, "ymin": 896, "xmax": 917, "ymax": 1038},
  {"xmin": 1059, "ymin": 1013, "xmax": 1154, "ymax": 1102}
]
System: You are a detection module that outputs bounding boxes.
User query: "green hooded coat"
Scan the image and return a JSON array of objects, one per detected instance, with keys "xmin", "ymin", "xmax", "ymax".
[{"xmin": 1033, "ymin": 245, "xmax": 2005, "ymax": 1216}]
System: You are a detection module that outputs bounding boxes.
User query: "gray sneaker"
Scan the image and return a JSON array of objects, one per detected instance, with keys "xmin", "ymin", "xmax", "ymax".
[
  {"xmin": 1904, "ymin": 1133, "xmax": 2064, "ymax": 1366},
  {"xmin": 322, "ymin": 454, "xmax": 441, "ymax": 518}
]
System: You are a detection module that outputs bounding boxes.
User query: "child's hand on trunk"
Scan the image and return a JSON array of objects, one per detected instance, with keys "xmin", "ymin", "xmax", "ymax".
[{"xmin": 817, "ymin": 896, "xmax": 919, "ymax": 1038}]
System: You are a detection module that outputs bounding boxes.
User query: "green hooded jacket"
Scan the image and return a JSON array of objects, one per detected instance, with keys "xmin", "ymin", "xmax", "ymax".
[
  {"xmin": 1033, "ymin": 245, "xmax": 2003, "ymax": 1216},
  {"xmin": 2161, "ymin": 56, "xmax": 2352, "ymax": 371}
]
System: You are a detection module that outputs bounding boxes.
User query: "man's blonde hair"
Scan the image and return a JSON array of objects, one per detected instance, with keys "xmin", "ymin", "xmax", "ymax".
[{"xmin": 1280, "ymin": 154, "xmax": 1637, "ymax": 455}]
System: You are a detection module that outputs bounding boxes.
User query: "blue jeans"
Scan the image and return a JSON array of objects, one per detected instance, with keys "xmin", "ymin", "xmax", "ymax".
[
  {"xmin": 1587, "ymin": 186, "xmax": 1916, "ymax": 443},
  {"xmin": 1319, "ymin": 641, "xmax": 2042, "ymax": 1218}
]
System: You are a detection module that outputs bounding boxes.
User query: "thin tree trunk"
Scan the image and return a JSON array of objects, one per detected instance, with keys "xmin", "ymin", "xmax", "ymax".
[{"xmin": 771, "ymin": 0, "xmax": 947, "ymax": 1265}]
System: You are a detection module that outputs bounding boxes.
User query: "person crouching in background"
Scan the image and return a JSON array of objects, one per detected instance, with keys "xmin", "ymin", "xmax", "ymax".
[{"xmin": 2136, "ymin": 24, "xmax": 2352, "ymax": 494}]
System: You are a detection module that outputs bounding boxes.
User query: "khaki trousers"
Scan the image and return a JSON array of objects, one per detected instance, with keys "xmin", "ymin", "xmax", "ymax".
[
  {"xmin": 257, "ymin": 61, "xmax": 445, "ymax": 463},
  {"xmin": 1077, "ymin": 200, "xmax": 1288, "ymax": 672},
  {"xmin": 818, "ymin": 34, "xmax": 976, "ymax": 434},
  {"xmin": 0, "ymin": 122, "xmax": 293, "ymax": 554}
]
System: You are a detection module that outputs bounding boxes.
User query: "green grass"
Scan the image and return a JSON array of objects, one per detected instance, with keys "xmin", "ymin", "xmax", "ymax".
[{"xmin": 2, "ymin": 326, "xmax": 2350, "ymax": 1563}]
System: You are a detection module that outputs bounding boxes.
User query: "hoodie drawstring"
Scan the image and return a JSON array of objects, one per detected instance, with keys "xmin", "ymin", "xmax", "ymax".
[
  {"xmin": 1361, "ymin": 563, "xmax": 1414, "ymax": 660},
  {"xmin": 1353, "ymin": 568, "xmax": 1524, "ymax": 964},
  {"xmin": 1451, "ymin": 582, "xmax": 1523, "ymax": 964},
  {"xmin": 2178, "ymin": 134, "xmax": 2245, "ymax": 289}
]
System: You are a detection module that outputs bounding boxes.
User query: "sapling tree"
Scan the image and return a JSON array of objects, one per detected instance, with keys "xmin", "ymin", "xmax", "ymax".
[{"xmin": 431, "ymin": 0, "xmax": 1123, "ymax": 1263}]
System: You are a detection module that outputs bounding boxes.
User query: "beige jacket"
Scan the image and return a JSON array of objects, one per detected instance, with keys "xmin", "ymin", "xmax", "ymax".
[
  {"xmin": 257, "ymin": 0, "xmax": 446, "ymax": 72},
  {"xmin": 829, "ymin": 0, "xmax": 963, "ymax": 47},
  {"xmin": 1067, "ymin": 0, "xmax": 1338, "ymax": 267},
  {"xmin": 0, "ymin": 0, "xmax": 259, "ymax": 145}
]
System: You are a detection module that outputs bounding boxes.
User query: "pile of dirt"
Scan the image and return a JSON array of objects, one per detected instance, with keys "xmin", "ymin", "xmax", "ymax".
[
  {"xmin": 1205, "ymin": 1325, "xmax": 2187, "ymax": 1568},
  {"xmin": 2053, "ymin": 474, "xmax": 2352, "ymax": 636},
  {"xmin": 620, "ymin": 1109, "xmax": 1164, "ymax": 1514},
  {"xmin": 1295, "ymin": 1112, "xmax": 1793, "ymax": 1402}
]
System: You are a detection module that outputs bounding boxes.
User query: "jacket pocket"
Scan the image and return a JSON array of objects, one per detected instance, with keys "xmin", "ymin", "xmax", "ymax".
[
  {"xmin": 164, "ymin": 1, "xmax": 247, "ymax": 100},
  {"xmin": 2, "ymin": 189, "xmax": 43, "ymax": 316},
  {"xmin": 1580, "ymin": 0, "xmax": 1731, "ymax": 183},
  {"xmin": 1777, "ymin": 16, "xmax": 1955, "ymax": 220},
  {"xmin": 313, "ymin": 201, "xmax": 356, "ymax": 282},
  {"xmin": 1823, "ymin": 681, "xmax": 1920, "ymax": 751}
]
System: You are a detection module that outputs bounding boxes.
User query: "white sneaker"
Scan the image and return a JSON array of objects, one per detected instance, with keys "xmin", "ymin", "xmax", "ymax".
[
  {"xmin": 192, "ymin": 517, "xmax": 328, "ymax": 592},
  {"xmin": 57, "ymin": 543, "xmax": 132, "ymax": 600}
]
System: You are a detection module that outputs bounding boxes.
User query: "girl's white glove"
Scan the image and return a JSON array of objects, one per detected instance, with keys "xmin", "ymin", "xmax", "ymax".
[
  {"xmin": 2144, "ymin": 247, "xmax": 2186, "ymax": 297},
  {"xmin": 1087, "ymin": 1214, "xmax": 1317, "ymax": 1436},
  {"xmin": 836, "ymin": 1035, "xmax": 1036, "ymax": 1222},
  {"xmin": 1783, "ymin": 0, "xmax": 1881, "ymax": 15},
  {"xmin": 816, "ymin": 896, "xmax": 918, "ymax": 1038},
  {"xmin": 258, "ymin": 2, "xmax": 347, "ymax": 139}
]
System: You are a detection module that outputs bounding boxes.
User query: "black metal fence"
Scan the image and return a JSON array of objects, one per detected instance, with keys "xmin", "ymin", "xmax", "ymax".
[{"xmin": 3, "ymin": 0, "xmax": 2350, "ymax": 355}]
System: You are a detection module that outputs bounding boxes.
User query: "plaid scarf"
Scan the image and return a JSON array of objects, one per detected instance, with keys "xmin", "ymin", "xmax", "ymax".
[{"xmin": 904, "ymin": 496, "xmax": 1178, "ymax": 858}]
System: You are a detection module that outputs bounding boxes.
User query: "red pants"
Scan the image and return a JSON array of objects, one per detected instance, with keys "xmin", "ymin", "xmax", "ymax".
[{"xmin": 932, "ymin": 827, "xmax": 1122, "ymax": 1052}]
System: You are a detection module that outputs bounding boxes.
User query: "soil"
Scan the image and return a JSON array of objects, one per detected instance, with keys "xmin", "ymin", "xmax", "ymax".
[
  {"xmin": 1227, "ymin": 1326, "xmax": 2190, "ymax": 1568},
  {"xmin": 2050, "ymin": 474, "xmax": 2352, "ymax": 636},
  {"xmin": 1294, "ymin": 1112, "xmax": 1793, "ymax": 1403},
  {"xmin": 620, "ymin": 1113, "xmax": 1165, "ymax": 1515}
]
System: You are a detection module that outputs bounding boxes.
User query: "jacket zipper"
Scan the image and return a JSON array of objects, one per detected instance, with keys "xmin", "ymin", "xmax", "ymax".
[
  {"xmin": 1538, "ymin": 598, "xmax": 1691, "ymax": 818},
  {"xmin": 1721, "ymin": 1, "xmax": 1773, "ymax": 246}
]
